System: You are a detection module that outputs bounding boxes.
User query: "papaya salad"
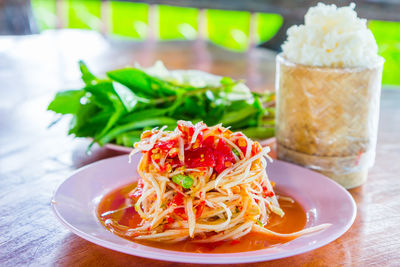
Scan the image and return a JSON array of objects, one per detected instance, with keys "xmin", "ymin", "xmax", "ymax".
[{"xmin": 102, "ymin": 121, "xmax": 330, "ymax": 243}]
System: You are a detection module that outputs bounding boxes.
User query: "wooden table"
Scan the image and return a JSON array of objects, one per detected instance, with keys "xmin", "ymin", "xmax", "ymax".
[{"xmin": 1, "ymin": 30, "xmax": 399, "ymax": 266}]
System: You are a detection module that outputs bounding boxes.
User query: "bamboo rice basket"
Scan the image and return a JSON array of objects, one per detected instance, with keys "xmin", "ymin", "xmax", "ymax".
[{"xmin": 275, "ymin": 54, "xmax": 384, "ymax": 188}]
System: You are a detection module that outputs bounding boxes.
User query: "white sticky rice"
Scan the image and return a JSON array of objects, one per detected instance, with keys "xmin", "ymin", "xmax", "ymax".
[{"xmin": 281, "ymin": 3, "xmax": 381, "ymax": 68}]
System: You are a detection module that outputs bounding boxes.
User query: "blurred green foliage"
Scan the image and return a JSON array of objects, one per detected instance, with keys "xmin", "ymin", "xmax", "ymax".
[
  {"xmin": 31, "ymin": 0, "xmax": 400, "ymax": 86},
  {"xmin": 158, "ymin": 6, "xmax": 198, "ymax": 40},
  {"xmin": 369, "ymin": 20, "xmax": 400, "ymax": 86},
  {"xmin": 31, "ymin": 0, "xmax": 56, "ymax": 30},
  {"xmin": 207, "ymin": 9, "xmax": 251, "ymax": 51},
  {"xmin": 256, "ymin": 13, "xmax": 283, "ymax": 44},
  {"xmin": 110, "ymin": 2, "xmax": 148, "ymax": 38},
  {"xmin": 67, "ymin": 0, "xmax": 101, "ymax": 30}
]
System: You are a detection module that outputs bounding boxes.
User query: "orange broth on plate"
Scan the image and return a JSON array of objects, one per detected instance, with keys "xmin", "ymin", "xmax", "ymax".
[{"xmin": 97, "ymin": 182, "xmax": 307, "ymax": 253}]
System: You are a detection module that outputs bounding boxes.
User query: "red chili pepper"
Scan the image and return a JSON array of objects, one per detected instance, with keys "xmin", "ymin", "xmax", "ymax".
[
  {"xmin": 193, "ymin": 131, "xmax": 204, "ymax": 146},
  {"xmin": 147, "ymin": 150, "xmax": 153, "ymax": 161},
  {"xmin": 262, "ymin": 186, "xmax": 268, "ymax": 191},
  {"xmin": 163, "ymin": 216, "xmax": 175, "ymax": 230},
  {"xmin": 265, "ymin": 191, "xmax": 275, "ymax": 198},
  {"xmin": 129, "ymin": 179, "xmax": 144, "ymax": 198},
  {"xmin": 261, "ymin": 185, "xmax": 275, "ymax": 198},
  {"xmin": 169, "ymin": 192, "xmax": 187, "ymax": 220},
  {"xmin": 177, "ymin": 124, "xmax": 183, "ymax": 132},
  {"xmin": 169, "ymin": 192, "xmax": 184, "ymax": 206},
  {"xmin": 196, "ymin": 201, "xmax": 206, "ymax": 218},
  {"xmin": 174, "ymin": 208, "xmax": 187, "ymax": 219},
  {"xmin": 159, "ymin": 163, "xmax": 167, "ymax": 172},
  {"xmin": 251, "ymin": 142, "xmax": 262, "ymax": 156},
  {"xmin": 167, "ymin": 216, "xmax": 175, "ymax": 224},
  {"xmin": 177, "ymin": 123, "xmax": 187, "ymax": 134},
  {"xmin": 188, "ymin": 127, "xmax": 195, "ymax": 136},
  {"xmin": 177, "ymin": 123, "xmax": 195, "ymax": 143}
]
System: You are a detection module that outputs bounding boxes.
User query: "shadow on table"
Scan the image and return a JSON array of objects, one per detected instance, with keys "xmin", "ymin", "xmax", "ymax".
[{"xmin": 69, "ymin": 140, "xmax": 128, "ymax": 169}]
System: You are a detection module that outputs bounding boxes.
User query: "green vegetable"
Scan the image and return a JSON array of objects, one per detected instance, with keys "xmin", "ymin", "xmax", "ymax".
[
  {"xmin": 232, "ymin": 148, "xmax": 240, "ymax": 157},
  {"xmin": 172, "ymin": 174, "xmax": 194, "ymax": 189},
  {"xmin": 256, "ymin": 219, "xmax": 263, "ymax": 227},
  {"xmin": 79, "ymin": 60, "xmax": 98, "ymax": 86},
  {"xmin": 47, "ymin": 90, "xmax": 85, "ymax": 115},
  {"xmin": 47, "ymin": 61, "xmax": 275, "ymax": 149},
  {"xmin": 241, "ymin": 127, "xmax": 275, "ymax": 140}
]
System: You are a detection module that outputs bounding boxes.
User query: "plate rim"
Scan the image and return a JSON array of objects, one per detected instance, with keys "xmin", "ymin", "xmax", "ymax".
[{"xmin": 51, "ymin": 154, "xmax": 356, "ymax": 264}]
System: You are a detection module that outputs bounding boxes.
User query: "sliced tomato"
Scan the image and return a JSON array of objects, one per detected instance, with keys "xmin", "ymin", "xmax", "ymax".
[
  {"xmin": 239, "ymin": 146, "xmax": 247, "ymax": 155},
  {"xmin": 202, "ymin": 136, "xmax": 215, "ymax": 148},
  {"xmin": 193, "ymin": 132, "xmax": 204, "ymax": 147},
  {"xmin": 169, "ymin": 192, "xmax": 184, "ymax": 206},
  {"xmin": 169, "ymin": 155, "xmax": 183, "ymax": 167},
  {"xmin": 154, "ymin": 139, "xmax": 178, "ymax": 152},
  {"xmin": 185, "ymin": 147, "xmax": 215, "ymax": 168},
  {"xmin": 214, "ymin": 139, "xmax": 235, "ymax": 173}
]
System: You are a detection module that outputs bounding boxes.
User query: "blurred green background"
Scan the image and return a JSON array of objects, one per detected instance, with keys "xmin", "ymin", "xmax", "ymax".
[{"xmin": 31, "ymin": 0, "xmax": 400, "ymax": 86}]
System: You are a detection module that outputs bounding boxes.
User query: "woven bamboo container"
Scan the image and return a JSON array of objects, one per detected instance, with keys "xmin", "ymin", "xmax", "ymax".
[{"xmin": 275, "ymin": 54, "xmax": 384, "ymax": 188}]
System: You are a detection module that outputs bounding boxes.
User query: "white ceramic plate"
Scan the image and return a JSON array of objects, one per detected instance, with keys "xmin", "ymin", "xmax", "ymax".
[{"xmin": 51, "ymin": 154, "xmax": 356, "ymax": 264}]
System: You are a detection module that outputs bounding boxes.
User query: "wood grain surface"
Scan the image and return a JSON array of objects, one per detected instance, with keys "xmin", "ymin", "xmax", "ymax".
[{"xmin": 0, "ymin": 30, "xmax": 399, "ymax": 266}]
